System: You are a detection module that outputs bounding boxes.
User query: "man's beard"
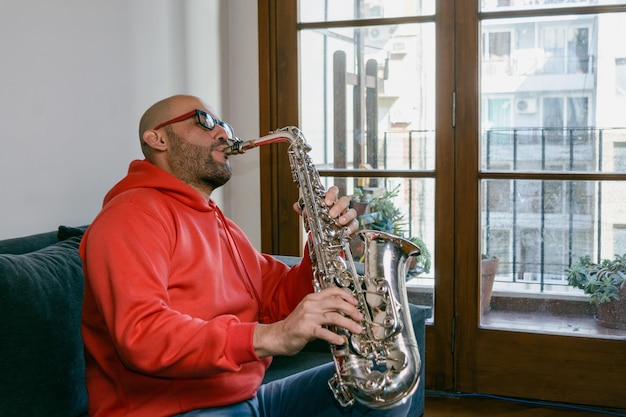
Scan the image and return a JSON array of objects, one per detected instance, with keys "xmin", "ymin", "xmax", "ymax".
[{"xmin": 166, "ymin": 128, "xmax": 232, "ymax": 192}]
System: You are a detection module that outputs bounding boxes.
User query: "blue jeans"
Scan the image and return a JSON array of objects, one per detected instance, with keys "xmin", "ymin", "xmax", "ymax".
[{"xmin": 174, "ymin": 362, "xmax": 411, "ymax": 417}]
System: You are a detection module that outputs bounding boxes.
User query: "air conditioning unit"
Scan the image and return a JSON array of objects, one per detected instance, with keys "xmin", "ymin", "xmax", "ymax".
[
  {"xmin": 515, "ymin": 98, "xmax": 537, "ymax": 114},
  {"xmin": 366, "ymin": 26, "xmax": 391, "ymax": 41}
]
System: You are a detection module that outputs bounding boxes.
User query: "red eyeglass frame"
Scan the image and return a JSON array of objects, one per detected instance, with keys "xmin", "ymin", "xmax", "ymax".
[{"xmin": 152, "ymin": 110, "xmax": 203, "ymax": 131}]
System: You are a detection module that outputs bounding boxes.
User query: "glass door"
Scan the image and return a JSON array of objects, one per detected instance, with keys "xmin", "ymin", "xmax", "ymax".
[
  {"xmin": 260, "ymin": 0, "xmax": 626, "ymax": 408},
  {"xmin": 289, "ymin": 0, "xmax": 456, "ymax": 389},
  {"xmin": 458, "ymin": 0, "xmax": 626, "ymax": 408}
]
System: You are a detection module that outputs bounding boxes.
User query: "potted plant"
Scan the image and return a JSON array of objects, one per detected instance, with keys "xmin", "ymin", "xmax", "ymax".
[
  {"xmin": 350, "ymin": 185, "xmax": 404, "ymax": 261},
  {"xmin": 367, "ymin": 185, "xmax": 405, "ymax": 235},
  {"xmin": 565, "ymin": 254, "xmax": 626, "ymax": 329},
  {"xmin": 350, "ymin": 185, "xmax": 431, "ymax": 276},
  {"xmin": 481, "ymin": 254, "xmax": 500, "ymax": 313},
  {"xmin": 368, "ymin": 186, "xmax": 432, "ymax": 277},
  {"xmin": 351, "ymin": 187, "xmax": 370, "ymax": 217}
]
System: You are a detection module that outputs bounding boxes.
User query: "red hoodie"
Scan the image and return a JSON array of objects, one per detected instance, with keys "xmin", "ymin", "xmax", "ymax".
[{"xmin": 80, "ymin": 159, "xmax": 313, "ymax": 417}]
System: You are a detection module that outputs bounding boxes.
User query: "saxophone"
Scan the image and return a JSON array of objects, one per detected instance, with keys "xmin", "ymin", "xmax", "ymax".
[{"xmin": 226, "ymin": 126, "xmax": 421, "ymax": 409}]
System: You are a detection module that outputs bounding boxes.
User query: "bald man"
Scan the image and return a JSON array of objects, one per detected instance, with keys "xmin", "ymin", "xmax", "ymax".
[{"xmin": 79, "ymin": 95, "xmax": 411, "ymax": 417}]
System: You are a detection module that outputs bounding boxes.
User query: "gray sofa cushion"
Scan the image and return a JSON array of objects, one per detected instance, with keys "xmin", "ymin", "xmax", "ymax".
[
  {"xmin": 0, "ymin": 231, "xmax": 59, "ymax": 255},
  {"xmin": 0, "ymin": 234, "xmax": 87, "ymax": 417}
]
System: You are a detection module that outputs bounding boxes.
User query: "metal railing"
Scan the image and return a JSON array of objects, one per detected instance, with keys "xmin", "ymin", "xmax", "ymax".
[{"xmin": 482, "ymin": 127, "xmax": 626, "ymax": 292}]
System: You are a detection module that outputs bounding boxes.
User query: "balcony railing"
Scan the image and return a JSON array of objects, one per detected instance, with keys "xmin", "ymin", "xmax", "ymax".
[
  {"xmin": 323, "ymin": 126, "xmax": 626, "ymax": 297},
  {"xmin": 482, "ymin": 127, "xmax": 626, "ymax": 294},
  {"xmin": 482, "ymin": 54, "xmax": 595, "ymax": 77}
]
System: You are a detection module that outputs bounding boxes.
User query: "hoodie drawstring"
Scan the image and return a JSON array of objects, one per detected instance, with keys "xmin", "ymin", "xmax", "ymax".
[{"xmin": 214, "ymin": 207, "xmax": 264, "ymax": 320}]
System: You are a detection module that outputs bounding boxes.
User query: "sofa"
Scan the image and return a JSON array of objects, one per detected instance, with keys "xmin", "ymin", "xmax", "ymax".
[{"xmin": 0, "ymin": 225, "xmax": 429, "ymax": 417}]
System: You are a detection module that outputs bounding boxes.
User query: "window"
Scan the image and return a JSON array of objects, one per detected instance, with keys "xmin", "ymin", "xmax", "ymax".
[
  {"xmin": 540, "ymin": 24, "xmax": 591, "ymax": 75},
  {"xmin": 614, "ymin": 142, "xmax": 626, "ymax": 169},
  {"xmin": 296, "ymin": 4, "xmax": 438, "ymax": 292},
  {"xmin": 480, "ymin": 8, "xmax": 626, "ymax": 335},
  {"xmin": 617, "ymin": 57, "xmax": 626, "ymax": 95},
  {"xmin": 482, "ymin": 31, "xmax": 512, "ymax": 75},
  {"xmin": 265, "ymin": 0, "xmax": 626, "ymax": 408},
  {"xmin": 614, "ymin": 224, "xmax": 626, "ymax": 255}
]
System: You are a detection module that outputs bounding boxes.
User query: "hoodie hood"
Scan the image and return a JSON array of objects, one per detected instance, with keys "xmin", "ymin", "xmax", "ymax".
[{"xmin": 103, "ymin": 159, "xmax": 214, "ymax": 212}]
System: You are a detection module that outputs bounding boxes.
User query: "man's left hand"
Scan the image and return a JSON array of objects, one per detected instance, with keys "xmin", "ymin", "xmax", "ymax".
[{"xmin": 293, "ymin": 186, "xmax": 359, "ymax": 236}]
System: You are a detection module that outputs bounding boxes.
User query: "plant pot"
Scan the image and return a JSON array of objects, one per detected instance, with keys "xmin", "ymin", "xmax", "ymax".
[
  {"xmin": 481, "ymin": 258, "xmax": 500, "ymax": 313},
  {"xmin": 595, "ymin": 286, "xmax": 626, "ymax": 330},
  {"xmin": 351, "ymin": 201, "xmax": 370, "ymax": 217},
  {"xmin": 407, "ymin": 257, "xmax": 425, "ymax": 276}
]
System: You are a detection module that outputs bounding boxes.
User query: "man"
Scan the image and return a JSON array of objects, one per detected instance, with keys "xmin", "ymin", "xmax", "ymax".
[{"xmin": 80, "ymin": 95, "xmax": 411, "ymax": 416}]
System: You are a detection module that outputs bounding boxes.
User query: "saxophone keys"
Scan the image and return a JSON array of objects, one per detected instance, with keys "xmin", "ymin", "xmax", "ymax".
[
  {"xmin": 349, "ymin": 333, "xmax": 367, "ymax": 356},
  {"xmin": 382, "ymin": 315, "xmax": 396, "ymax": 329},
  {"xmin": 356, "ymin": 370, "xmax": 385, "ymax": 395},
  {"xmin": 328, "ymin": 374, "xmax": 355, "ymax": 407},
  {"xmin": 385, "ymin": 349, "xmax": 408, "ymax": 372},
  {"xmin": 335, "ymin": 273, "xmax": 352, "ymax": 288}
]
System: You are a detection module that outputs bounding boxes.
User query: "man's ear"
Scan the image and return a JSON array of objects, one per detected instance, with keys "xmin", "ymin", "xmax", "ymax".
[{"xmin": 142, "ymin": 130, "xmax": 168, "ymax": 151}]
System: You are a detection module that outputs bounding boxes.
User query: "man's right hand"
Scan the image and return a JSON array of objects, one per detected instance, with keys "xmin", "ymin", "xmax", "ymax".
[{"xmin": 252, "ymin": 287, "xmax": 364, "ymax": 358}]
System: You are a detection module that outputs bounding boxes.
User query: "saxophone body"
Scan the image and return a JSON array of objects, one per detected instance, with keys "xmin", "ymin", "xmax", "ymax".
[{"xmin": 227, "ymin": 126, "xmax": 421, "ymax": 409}]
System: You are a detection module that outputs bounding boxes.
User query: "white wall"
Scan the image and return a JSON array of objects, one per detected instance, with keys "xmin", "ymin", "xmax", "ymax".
[
  {"xmin": 0, "ymin": 0, "xmax": 262, "ymax": 248},
  {"xmin": 224, "ymin": 1, "xmax": 262, "ymax": 247}
]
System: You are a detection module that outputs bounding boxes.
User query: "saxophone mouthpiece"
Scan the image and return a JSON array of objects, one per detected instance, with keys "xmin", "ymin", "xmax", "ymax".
[{"xmin": 225, "ymin": 138, "xmax": 248, "ymax": 155}]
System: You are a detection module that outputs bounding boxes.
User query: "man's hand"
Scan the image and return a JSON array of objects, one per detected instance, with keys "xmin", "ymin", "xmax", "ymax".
[
  {"xmin": 253, "ymin": 287, "xmax": 364, "ymax": 358},
  {"xmin": 293, "ymin": 185, "xmax": 359, "ymax": 236}
]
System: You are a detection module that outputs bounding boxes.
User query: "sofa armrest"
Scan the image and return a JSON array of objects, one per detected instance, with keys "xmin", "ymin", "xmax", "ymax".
[{"xmin": 0, "ymin": 235, "xmax": 88, "ymax": 416}]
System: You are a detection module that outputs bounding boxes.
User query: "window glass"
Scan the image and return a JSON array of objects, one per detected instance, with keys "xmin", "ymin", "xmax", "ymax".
[
  {"xmin": 481, "ymin": 0, "xmax": 626, "ymax": 12},
  {"xmin": 297, "ymin": 2, "xmax": 438, "ymax": 321},
  {"xmin": 616, "ymin": 57, "xmax": 626, "ymax": 95},
  {"xmin": 480, "ymin": 12, "xmax": 626, "ymax": 338},
  {"xmin": 482, "ymin": 178, "xmax": 626, "ymax": 337},
  {"xmin": 300, "ymin": 23, "xmax": 436, "ymax": 172},
  {"xmin": 298, "ymin": 0, "xmax": 434, "ymax": 23},
  {"xmin": 324, "ymin": 176, "xmax": 436, "ymax": 314},
  {"xmin": 481, "ymin": 13, "xmax": 626, "ymax": 172}
]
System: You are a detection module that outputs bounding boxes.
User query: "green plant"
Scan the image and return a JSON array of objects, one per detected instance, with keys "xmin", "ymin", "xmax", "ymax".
[
  {"xmin": 368, "ymin": 185, "xmax": 405, "ymax": 234},
  {"xmin": 409, "ymin": 235, "xmax": 431, "ymax": 275},
  {"xmin": 365, "ymin": 186, "xmax": 432, "ymax": 274},
  {"xmin": 351, "ymin": 185, "xmax": 431, "ymax": 275},
  {"xmin": 565, "ymin": 254, "xmax": 626, "ymax": 304},
  {"xmin": 352, "ymin": 187, "xmax": 365, "ymax": 203}
]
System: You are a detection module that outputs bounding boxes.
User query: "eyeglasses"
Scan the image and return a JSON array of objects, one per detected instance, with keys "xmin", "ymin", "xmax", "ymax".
[{"xmin": 152, "ymin": 109, "xmax": 235, "ymax": 141}]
